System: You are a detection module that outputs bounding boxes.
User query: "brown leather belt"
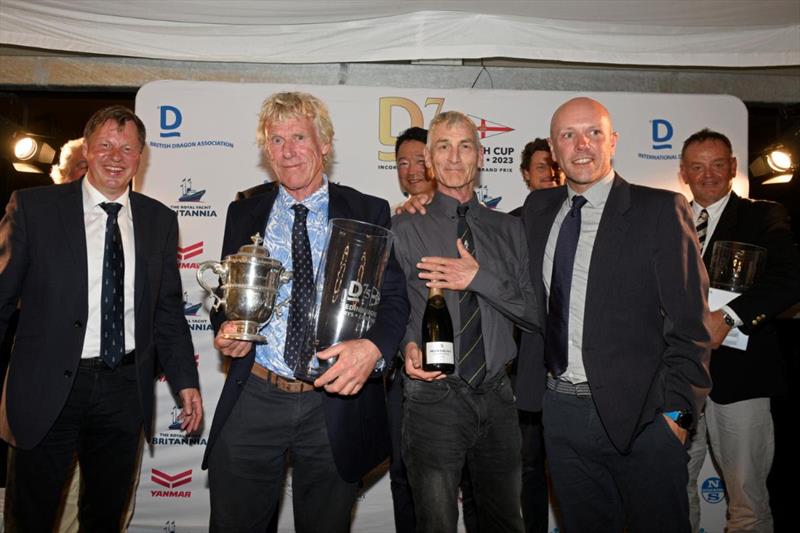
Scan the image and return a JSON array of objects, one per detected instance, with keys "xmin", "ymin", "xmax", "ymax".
[{"xmin": 251, "ymin": 363, "xmax": 316, "ymax": 393}]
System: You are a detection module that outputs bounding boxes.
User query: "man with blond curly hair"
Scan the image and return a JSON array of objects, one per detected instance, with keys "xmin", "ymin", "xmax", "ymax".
[{"xmin": 203, "ymin": 92, "xmax": 408, "ymax": 532}]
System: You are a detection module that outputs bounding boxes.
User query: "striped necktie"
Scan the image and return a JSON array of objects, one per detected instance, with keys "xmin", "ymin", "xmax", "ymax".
[
  {"xmin": 696, "ymin": 208, "xmax": 709, "ymax": 247},
  {"xmin": 456, "ymin": 204, "xmax": 486, "ymax": 387}
]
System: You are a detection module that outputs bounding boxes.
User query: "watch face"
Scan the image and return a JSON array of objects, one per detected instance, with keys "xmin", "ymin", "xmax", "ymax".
[{"xmin": 677, "ymin": 411, "xmax": 694, "ymax": 430}]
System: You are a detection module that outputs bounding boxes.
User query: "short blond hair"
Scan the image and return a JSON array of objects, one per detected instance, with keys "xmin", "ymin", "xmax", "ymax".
[
  {"xmin": 256, "ymin": 92, "xmax": 334, "ymax": 165},
  {"xmin": 50, "ymin": 137, "xmax": 85, "ymax": 184},
  {"xmin": 427, "ymin": 111, "xmax": 480, "ymax": 148}
]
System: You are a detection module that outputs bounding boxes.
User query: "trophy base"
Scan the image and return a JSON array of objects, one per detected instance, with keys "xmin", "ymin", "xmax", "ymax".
[{"xmin": 221, "ymin": 320, "xmax": 266, "ymax": 343}]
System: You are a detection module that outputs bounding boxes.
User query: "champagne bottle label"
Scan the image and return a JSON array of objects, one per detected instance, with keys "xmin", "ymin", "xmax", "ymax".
[{"xmin": 425, "ymin": 342, "xmax": 454, "ymax": 364}]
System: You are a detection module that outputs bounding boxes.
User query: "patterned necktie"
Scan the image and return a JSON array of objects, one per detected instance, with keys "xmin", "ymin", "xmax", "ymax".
[
  {"xmin": 696, "ymin": 208, "xmax": 709, "ymax": 248},
  {"xmin": 456, "ymin": 204, "xmax": 486, "ymax": 387},
  {"xmin": 544, "ymin": 195, "xmax": 587, "ymax": 377},
  {"xmin": 284, "ymin": 204, "xmax": 315, "ymax": 373},
  {"xmin": 99, "ymin": 202, "xmax": 125, "ymax": 368}
]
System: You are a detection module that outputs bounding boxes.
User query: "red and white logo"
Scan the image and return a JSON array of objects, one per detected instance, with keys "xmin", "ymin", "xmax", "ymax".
[
  {"xmin": 468, "ymin": 114, "xmax": 514, "ymax": 140},
  {"xmin": 152, "ymin": 468, "xmax": 192, "ymax": 489},
  {"xmin": 177, "ymin": 242, "xmax": 203, "ymax": 261}
]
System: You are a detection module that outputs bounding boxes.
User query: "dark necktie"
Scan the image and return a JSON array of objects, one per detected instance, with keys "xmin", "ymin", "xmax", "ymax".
[
  {"xmin": 544, "ymin": 195, "xmax": 587, "ymax": 377},
  {"xmin": 284, "ymin": 204, "xmax": 315, "ymax": 373},
  {"xmin": 456, "ymin": 204, "xmax": 486, "ymax": 387},
  {"xmin": 696, "ymin": 208, "xmax": 709, "ymax": 248},
  {"xmin": 100, "ymin": 202, "xmax": 125, "ymax": 368}
]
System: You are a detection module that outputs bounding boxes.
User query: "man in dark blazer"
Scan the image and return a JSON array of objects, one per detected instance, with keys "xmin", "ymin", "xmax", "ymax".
[
  {"xmin": 681, "ymin": 129, "xmax": 800, "ymax": 533},
  {"xmin": 0, "ymin": 105, "xmax": 202, "ymax": 531},
  {"xmin": 203, "ymin": 92, "xmax": 408, "ymax": 532},
  {"xmin": 518, "ymin": 97, "xmax": 711, "ymax": 532}
]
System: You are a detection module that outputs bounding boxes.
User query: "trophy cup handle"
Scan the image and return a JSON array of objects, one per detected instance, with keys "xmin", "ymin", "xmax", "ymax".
[
  {"xmin": 197, "ymin": 261, "xmax": 227, "ymax": 311},
  {"xmin": 269, "ymin": 269, "xmax": 293, "ymax": 318}
]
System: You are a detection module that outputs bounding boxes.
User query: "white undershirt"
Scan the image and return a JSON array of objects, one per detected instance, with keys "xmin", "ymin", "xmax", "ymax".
[{"xmin": 80, "ymin": 178, "xmax": 136, "ymax": 358}]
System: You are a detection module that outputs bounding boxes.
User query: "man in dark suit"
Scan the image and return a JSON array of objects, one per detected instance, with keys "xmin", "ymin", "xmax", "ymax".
[
  {"xmin": 518, "ymin": 97, "xmax": 711, "ymax": 532},
  {"xmin": 681, "ymin": 129, "xmax": 800, "ymax": 533},
  {"xmin": 203, "ymin": 92, "xmax": 408, "ymax": 532},
  {"xmin": 0, "ymin": 105, "xmax": 203, "ymax": 532}
]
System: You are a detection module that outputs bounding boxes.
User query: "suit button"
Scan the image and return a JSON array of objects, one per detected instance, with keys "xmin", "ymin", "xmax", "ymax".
[
  {"xmin": 235, "ymin": 379, "xmax": 243, "ymax": 386},
  {"xmin": 64, "ymin": 370, "xmax": 72, "ymax": 378},
  {"xmin": 752, "ymin": 319, "xmax": 758, "ymax": 325},
  {"xmin": 73, "ymin": 320, "xmax": 82, "ymax": 328}
]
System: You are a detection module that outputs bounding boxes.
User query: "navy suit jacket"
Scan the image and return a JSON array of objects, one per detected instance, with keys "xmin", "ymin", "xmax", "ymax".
[
  {"xmin": 703, "ymin": 192, "xmax": 800, "ymax": 404},
  {"xmin": 517, "ymin": 175, "xmax": 712, "ymax": 452},
  {"xmin": 202, "ymin": 181, "xmax": 409, "ymax": 483},
  {"xmin": 0, "ymin": 179, "xmax": 199, "ymax": 449}
]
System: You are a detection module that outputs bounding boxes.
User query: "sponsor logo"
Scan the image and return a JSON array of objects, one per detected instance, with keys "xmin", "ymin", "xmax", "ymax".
[
  {"xmin": 178, "ymin": 178, "xmax": 206, "ymax": 202},
  {"xmin": 152, "ymin": 468, "xmax": 191, "ymax": 488},
  {"xmin": 700, "ymin": 476, "xmax": 726, "ymax": 504},
  {"xmin": 159, "ymin": 105, "xmax": 182, "ymax": 138},
  {"xmin": 184, "ymin": 293, "xmax": 203, "ymax": 316},
  {"xmin": 376, "ymin": 96, "xmax": 517, "ymax": 179},
  {"xmin": 638, "ymin": 118, "xmax": 680, "ymax": 161},
  {"xmin": 149, "ymin": 104, "xmax": 235, "ymax": 150},
  {"xmin": 170, "ymin": 179, "xmax": 217, "ymax": 218},
  {"xmin": 475, "ymin": 185, "xmax": 502, "ymax": 209},
  {"xmin": 184, "ymin": 292, "xmax": 214, "ymax": 331},
  {"xmin": 151, "ymin": 403, "xmax": 208, "ymax": 446},
  {"xmin": 377, "ymin": 96, "xmax": 445, "ymax": 162},
  {"xmin": 651, "ymin": 118, "xmax": 673, "ymax": 150},
  {"xmin": 178, "ymin": 242, "xmax": 203, "ymax": 270}
]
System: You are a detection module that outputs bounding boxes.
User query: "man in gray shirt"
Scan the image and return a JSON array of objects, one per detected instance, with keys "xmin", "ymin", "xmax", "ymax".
[{"xmin": 393, "ymin": 111, "xmax": 537, "ymax": 532}]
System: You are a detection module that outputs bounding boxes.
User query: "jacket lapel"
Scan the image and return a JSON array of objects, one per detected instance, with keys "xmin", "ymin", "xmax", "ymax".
[
  {"xmin": 130, "ymin": 193, "xmax": 149, "ymax": 315},
  {"xmin": 702, "ymin": 192, "xmax": 739, "ymax": 267},
  {"xmin": 57, "ymin": 180, "xmax": 88, "ymax": 303},
  {"xmin": 327, "ymin": 183, "xmax": 352, "ymax": 221},
  {"xmin": 530, "ymin": 188, "xmax": 568, "ymax": 311},
  {"xmin": 584, "ymin": 175, "xmax": 632, "ymax": 339}
]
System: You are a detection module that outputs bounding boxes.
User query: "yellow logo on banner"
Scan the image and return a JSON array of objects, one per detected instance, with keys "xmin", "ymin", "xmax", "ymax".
[{"xmin": 378, "ymin": 97, "xmax": 445, "ymax": 161}]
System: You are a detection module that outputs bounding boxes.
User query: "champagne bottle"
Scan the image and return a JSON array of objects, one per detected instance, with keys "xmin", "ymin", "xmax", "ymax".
[{"xmin": 422, "ymin": 286, "xmax": 454, "ymax": 373}]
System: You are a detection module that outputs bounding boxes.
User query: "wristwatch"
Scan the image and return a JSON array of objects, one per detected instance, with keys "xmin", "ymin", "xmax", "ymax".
[
  {"xmin": 722, "ymin": 310, "xmax": 735, "ymax": 327},
  {"xmin": 664, "ymin": 410, "xmax": 694, "ymax": 430}
]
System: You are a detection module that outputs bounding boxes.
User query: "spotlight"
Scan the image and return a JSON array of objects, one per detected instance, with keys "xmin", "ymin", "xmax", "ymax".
[
  {"xmin": 765, "ymin": 148, "xmax": 792, "ymax": 172},
  {"xmin": 8, "ymin": 132, "xmax": 56, "ymax": 173},
  {"xmin": 761, "ymin": 173, "xmax": 793, "ymax": 185},
  {"xmin": 14, "ymin": 136, "xmax": 38, "ymax": 160},
  {"xmin": 750, "ymin": 144, "xmax": 795, "ymax": 184}
]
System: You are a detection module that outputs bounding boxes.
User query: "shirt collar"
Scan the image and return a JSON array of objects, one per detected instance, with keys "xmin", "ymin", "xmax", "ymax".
[
  {"xmin": 566, "ymin": 169, "xmax": 615, "ymax": 209},
  {"xmin": 82, "ymin": 177, "xmax": 132, "ymax": 218},
  {"xmin": 691, "ymin": 192, "xmax": 730, "ymax": 221},
  {"xmin": 276, "ymin": 175, "xmax": 329, "ymax": 214},
  {"xmin": 430, "ymin": 190, "xmax": 480, "ymax": 218}
]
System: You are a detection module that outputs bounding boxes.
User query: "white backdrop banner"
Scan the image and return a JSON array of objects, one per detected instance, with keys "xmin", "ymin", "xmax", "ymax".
[{"xmin": 132, "ymin": 80, "xmax": 746, "ymax": 533}]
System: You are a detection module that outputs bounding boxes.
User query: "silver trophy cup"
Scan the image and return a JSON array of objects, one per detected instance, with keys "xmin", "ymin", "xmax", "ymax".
[
  {"xmin": 294, "ymin": 219, "xmax": 394, "ymax": 382},
  {"xmin": 196, "ymin": 234, "xmax": 291, "ymax": 342}
]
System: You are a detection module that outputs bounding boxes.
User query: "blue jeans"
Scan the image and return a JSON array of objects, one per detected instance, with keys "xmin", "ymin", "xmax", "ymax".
[{"xmin": 402, "ymin": 374, "xmax": 524, "ymax": 533}]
